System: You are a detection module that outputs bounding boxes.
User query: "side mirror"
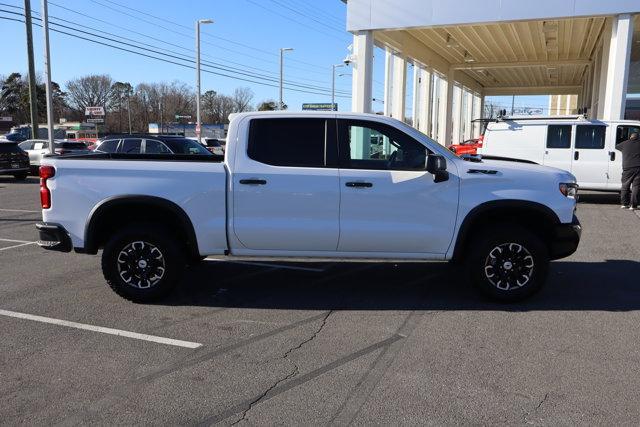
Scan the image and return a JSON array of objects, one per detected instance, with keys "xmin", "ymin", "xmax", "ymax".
[{"xmin": 426, "ymin": 154, "xmax": 449, "ymax": 183}]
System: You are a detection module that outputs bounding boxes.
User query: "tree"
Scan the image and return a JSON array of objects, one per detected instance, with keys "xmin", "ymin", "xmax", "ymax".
[
  {"xmin": 257, "ymin": 99, "xmax": 284, "ymax": 111},
  {"xmin": 0, "ymin": 72, "xmax": 67, "ymax": 125},
  {"xmin": 66, "ymin": 74, "xmax": 113, "ymax": 114},
  {"xmin": 109, "ymin": 82, "xmax": 133, "ymax": 133},
  {"xmin": 232, "ymin": 87, "xmax": 254, "ymax": 113}
]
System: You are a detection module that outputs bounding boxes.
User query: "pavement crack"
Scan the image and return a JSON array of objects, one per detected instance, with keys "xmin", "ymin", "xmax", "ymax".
[
  {"xmin": 535, "ymin": 392, "xmax": 549, "ymax": 411},
  {"xmin": 231, "ymin": 311, "xmax": 333, "ymax": 425}
]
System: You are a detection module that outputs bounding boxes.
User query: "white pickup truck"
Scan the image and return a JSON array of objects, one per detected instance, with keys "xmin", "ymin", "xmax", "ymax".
[{"xmin": 36, "ymin": 112, "xmax": 581, "ymax": 302}]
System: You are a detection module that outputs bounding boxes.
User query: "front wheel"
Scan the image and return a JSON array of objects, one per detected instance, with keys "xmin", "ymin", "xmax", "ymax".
[
  {"xmin": 101, "ymin": 224, "xmax": 185, "ymax": 302},
  {"xmin": 466, "ymin": 225, "xmax": 549, "ymax": 302}
]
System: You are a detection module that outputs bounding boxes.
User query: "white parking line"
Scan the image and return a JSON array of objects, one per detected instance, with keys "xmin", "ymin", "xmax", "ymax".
[
  {"xmin": 0, "ymin": 238, "xmax": 36, "ymax": 244},
  {"xmin": 0, "ymin": 309, "xmax": 202, "ymax": 349},
  {"xmin": 0, "ymin": 208, "xmax": 40, "ymax": 213},
  {"xmin": 205, "ymin": 258, "xmax": 326, "ymax": 272},
  {"xmin": 0, "ymin": 242, "xmax": 37, "ymax": 251}
]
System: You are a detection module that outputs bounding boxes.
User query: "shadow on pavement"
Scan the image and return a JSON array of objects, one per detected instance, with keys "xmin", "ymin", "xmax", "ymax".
[
  {"xmin": 0, "ymin": 176, "xmax": 39, "ymax": 185},
  {"xmin": 578, "ymin": 191, "xmax": 620, "ymax": 205},
  {"xmin": 160, "ymin": 259, "xmax": 640, "ymax": 312}
]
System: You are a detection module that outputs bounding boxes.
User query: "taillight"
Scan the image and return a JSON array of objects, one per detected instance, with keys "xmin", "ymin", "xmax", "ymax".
[{"xmin": 39, "ymin": 165, "xmax": 55, "ymax": 209}]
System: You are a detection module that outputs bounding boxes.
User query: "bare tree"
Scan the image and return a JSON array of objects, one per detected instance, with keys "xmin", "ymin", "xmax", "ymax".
[
  {"xmin": 232, "ymin": 87, "xmax": 254, "ymax": 113},
  {"xmin": 66, "ymin": 74, "xmax": 113, "ymax": 114}
]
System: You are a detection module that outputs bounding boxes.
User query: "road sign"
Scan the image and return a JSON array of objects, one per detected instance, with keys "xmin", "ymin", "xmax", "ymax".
[
  {"xmin": 302, "ymin": 103, "xmax": 337, "ymax": 111},
  {"xmin": 86, "ymin": 118, "xmax": 104, "ymax": 123},
  {"xmin": 175, "ymin": 115, "xmax": 191, "ymax": 120},
  {"xmin": 85, "ymin": 106, "xmax": 105, "ymax": 116}
]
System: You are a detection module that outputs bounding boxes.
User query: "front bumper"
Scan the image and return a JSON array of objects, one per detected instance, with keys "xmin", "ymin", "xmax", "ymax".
[
  {"xmin": 36, "ymin": 223, "xmax": 73, "ymax": 253},
  {"xmin": 549, "ymin": 215, "xmax": 582, "ymax": 260}
]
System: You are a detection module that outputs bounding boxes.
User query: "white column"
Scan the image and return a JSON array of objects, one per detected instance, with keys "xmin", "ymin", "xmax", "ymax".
[
  {"xmin": 391, "ymin": 54, "xmax": 407, "ymax": 121},
  {"xmin": 464, "ymin": 90, "xmax": 473, "ymax": 140},
  {"xmin": 451, "ymin": 85, "xmax": 462, "ymax": 144},
  {"xmin": 596, "ymin": 19, "xmax": 612, "ymax": 119},
  {"xmin": 418, "ymin": 67, "xmax": 432, "ymax": 135},
  {"xmin": 602, "ymin": 14, "xmax": 633, "ymax": 121},
  {"xmin": 383, "ymin": 48, "xmax": 393, "ymax": 116},
  {"xmin": 472, "ymin": 93, "xmax": 482, "ymax": 137},
  {"xmin": 412, "ymin": 65, "xmax": 420, "ymax": 127},
  {"xmin": 590, "ymin": 48, "xmax": 602, "ymax": 115},
  {"xmin": 442, "ymin": 69, "xmax": 455, "ymax": 146},
  {"xmin": 351, "ymin": 30, "xmax": 374, "ymax": 114}
]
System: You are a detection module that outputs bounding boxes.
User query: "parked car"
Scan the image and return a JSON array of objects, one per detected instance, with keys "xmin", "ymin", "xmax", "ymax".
[
  {"xmin": 19, "ymin": 139, "xmax": 90, "ymax": 174},
  {"xmin": 94, "ymin": 134, "xmax": 213, "ymax": 156},
  {"xmin": 201, "ymin": 138, "xmax": 225, "ymax": 156},
  {"xmin": 478, "ymin": 115, "xmax": 640, "ymax": 191},
  {"xmin": 449, "ymin": 136, "xmax": 483, "ymax": 155},
  {"xmin": 37, "ymin": 111, "xmax": 581, "ymax": 303},
  {"xmin": 0, "ymin": 141, "xmax": 30, "ymax": 180}
]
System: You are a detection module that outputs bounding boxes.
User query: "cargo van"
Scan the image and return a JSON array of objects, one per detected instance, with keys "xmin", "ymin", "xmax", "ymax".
[{"xmin": 478, "ymin": 115, "xmax": 640, "ymax": 191}]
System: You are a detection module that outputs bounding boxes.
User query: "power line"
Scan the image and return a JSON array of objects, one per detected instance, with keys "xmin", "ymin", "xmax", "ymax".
[
  {"xmin": 243, "ymin": 0, "xmax": 348, "ymax": 42},
  {"xmin": 278, "ymin": 0, "xmax": 346, "ymax": 29},
  {"xmin": 5, "ymin": 2, "xmax": 351, "ymax": 93},
  {"xmin": 266, "ymin": 0, "xmax": 345, "ymax": 33},
  {"xmin": 0, "ymin": 13, "xmax": 351, "ymax": 99},
  {"xmin": 88, "ymin": 0, "xmax": 337, "ymax": 73}
]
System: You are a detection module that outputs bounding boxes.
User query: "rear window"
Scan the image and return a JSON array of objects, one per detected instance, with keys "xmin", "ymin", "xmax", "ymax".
[
  {"xmin": 96, "ymin": 139, "xmax": 119, "ymax": 153},
  {"xmin": 0, "ymin": 143, "xmax": 21, "ymax": 153},
  {"xmin": 247, "ymin": 118, "xmax": 327, "ymax": 167},
  {"xmin": 162, "ymin": 138, "xmax": 212, "ymax": 155}
]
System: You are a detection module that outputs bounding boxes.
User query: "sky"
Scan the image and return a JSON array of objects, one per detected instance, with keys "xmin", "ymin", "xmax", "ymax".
[{"xmin": 0, "ymin": 0, "xmax": 549, "ymax": 115}]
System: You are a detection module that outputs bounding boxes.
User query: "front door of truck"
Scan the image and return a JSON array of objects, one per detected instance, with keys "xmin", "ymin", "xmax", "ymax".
[
  {"xmin": 232, "ymin": 117, "xmax": 340, "ymax": 251},
  {"xmin": 336, "ymin": 119, "xmax": 459, "ymax": 255}
]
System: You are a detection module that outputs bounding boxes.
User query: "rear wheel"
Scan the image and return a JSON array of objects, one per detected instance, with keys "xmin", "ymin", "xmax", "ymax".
[
  {"xmin": 101, "ymin": 224, "xmax": 185, "ymax": 302},
  {"xmin": 466, "ymin": 225, "xmax": 549, "ymax": 302},
  {"xmin": 13, "ymin": 172, "xmax": 27, "ymax": 180}
]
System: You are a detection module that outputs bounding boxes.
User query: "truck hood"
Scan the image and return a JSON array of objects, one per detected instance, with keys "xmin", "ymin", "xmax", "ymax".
[{"xmin": 456, "ymin": 157, "xmax": 577, "ymax": 184}]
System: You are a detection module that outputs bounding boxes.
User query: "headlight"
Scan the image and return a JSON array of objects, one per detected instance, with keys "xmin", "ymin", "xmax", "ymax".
[{"xmin": 559, "ymin": 183, "xmax": 578, "ymax": 198}]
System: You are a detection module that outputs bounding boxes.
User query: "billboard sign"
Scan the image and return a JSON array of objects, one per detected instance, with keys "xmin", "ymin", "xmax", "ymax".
[
  {"xmin": 302, "ymin": 103, "xmax": 337, "ymax": 111},
  {"xmin": 85, "ymin": 106, "xmax": 105, "ymax": 116},
  {"xmin": 86, "ymin": 118, "xmax": 104, "ymax": 123}
]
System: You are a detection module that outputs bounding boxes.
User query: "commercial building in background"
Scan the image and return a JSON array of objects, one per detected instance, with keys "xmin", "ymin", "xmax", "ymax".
[
  {"xmin": 344, "ymin": 0, "xmax": 640, "ymax": 144},
  {"xmin": 148, "ymin": 123, "xmax": 227, "ymax": 139}
]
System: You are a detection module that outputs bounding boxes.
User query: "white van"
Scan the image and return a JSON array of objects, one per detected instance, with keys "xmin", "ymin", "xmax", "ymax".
[{"xmin": 478, "ymin": 116, "xmax": 640, "ymax": 191}]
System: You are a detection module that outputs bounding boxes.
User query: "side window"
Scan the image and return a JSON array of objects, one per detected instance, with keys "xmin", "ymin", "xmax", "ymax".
[
  {"xmin": 97, "ymin": 139, "xmax": 119, "ymax": 153},
  {"xmin": 248, "ymin": 118, "xmax": 328, "ymax": 167},
  {"xmin": 546, "ymin": 125, "xmax": 571, "ymax": 149},
  {"xmin": 575, "ymin": 125, "xmax": 606, "ymax": 149},
  {"xmin": 339, "ymin": 120, "xmax": 428, "ymax": 171},
  {"xmin": 144, "ymin": 139, "xmax": 172, "ymax": 154},
  {"xmin": 19, "ymin": 141, "xmax": 34, "ymax": 150},
  {"xmin": 616, "ymin": 125, "xmax": 640, "ymax": 144},
  {"xmin": 121, "ymin": 138, "xmax": 142, "ymax": 154},
  {"xmin": 33, "ymin": 142, "xmax": 44, "ymax": 150}
]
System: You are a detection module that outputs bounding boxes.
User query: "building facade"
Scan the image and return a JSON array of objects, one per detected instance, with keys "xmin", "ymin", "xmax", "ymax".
[{"xmin": 345, "ymin": 0, "xmax": 640, "ymax": 144}]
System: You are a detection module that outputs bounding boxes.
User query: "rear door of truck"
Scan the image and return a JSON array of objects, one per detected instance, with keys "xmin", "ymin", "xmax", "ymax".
[{"xmin": 230, "ymin": 117, "xmax": 340, "ymax": 252}]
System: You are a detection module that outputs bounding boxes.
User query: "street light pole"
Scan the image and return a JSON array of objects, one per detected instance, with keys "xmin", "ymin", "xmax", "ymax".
[
  {"xmin": 332, "ymin": 64, "xmax": 345, "ymax": 111},
  {"xmin": 40, "ymin": 0, "xmax": 55, "ymax": 153},
  {"xmin": 279, "ymin": 48, "xmax": 293, "ymax": 110},
  {"xmin": 196, "ymin": 19, "xmax": 213, "ymax": 144}
]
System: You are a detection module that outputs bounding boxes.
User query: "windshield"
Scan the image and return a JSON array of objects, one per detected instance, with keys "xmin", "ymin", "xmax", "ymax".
[
  {"xmin": 0, "ymin": 143, "xmax": 21, "ymax": 153},
  {"xmin": 163, "ymin": 138, "xmax": 212, "ymax": 155}
]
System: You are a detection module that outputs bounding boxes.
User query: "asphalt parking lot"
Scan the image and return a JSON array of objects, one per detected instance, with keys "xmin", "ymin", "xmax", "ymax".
[{"xmin": 1, "ymin": 176, "xmax": 640, "ymax": 425}]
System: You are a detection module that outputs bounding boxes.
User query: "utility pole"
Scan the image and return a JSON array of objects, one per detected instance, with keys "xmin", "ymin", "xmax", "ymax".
[
  {"xmin": 195, "ymin": 19, "xmax": 213, "ymax": 144},
  {"xmin": 279, "ymin": 48, "xmax": 293, "ymax": 110},
  {"xmin": 510, "ymin": 95, "xmax": 515, "ymax": 115},
  {"xmin": 24, "ymin": 0, "xmax": 39, "ymax": 139},
  {"xmin": 159, "ymin": 100, "xmax": 163, "ymax": 135},
  {"xmin": 332, "ymin": 64, "xmax": 345, "ymax": 111},
  {"xmin": 40, "ymin": 0, "xmax": 55, "ymax": 152},
  {"xmin": 127, "ymin": 93, "xmax": 132, "ymax": 134}
]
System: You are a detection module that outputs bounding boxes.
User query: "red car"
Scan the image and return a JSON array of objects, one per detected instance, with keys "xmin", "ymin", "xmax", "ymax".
[{"xmin": 449, "ymin": 135, "xmax": 483, "ymax": 155}]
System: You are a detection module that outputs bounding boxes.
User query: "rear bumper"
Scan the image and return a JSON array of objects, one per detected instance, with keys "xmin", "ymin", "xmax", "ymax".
[
  {"xmin": 36, "ymin": 223, "xmax": 73, "ymax": 253},
  {"xmin": 549, "ymin": 215, "xmax": 582, "ymax": 260}
]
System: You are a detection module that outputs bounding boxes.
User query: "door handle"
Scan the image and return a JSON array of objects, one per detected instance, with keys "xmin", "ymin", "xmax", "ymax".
[
  {"xmin": 345, "ymin": 181, "xmax": 373, "ymax": 188},
  {"xmin": 574, "ymin": 151, "xmax": 580, "ymax": 161},
  {"xmin": 609, "ymin": 151, "xmax": 616, "ymax": 161},
  {"xmin": 239, "ymin": 179, "xmax": 267, "ymax": 185}
]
